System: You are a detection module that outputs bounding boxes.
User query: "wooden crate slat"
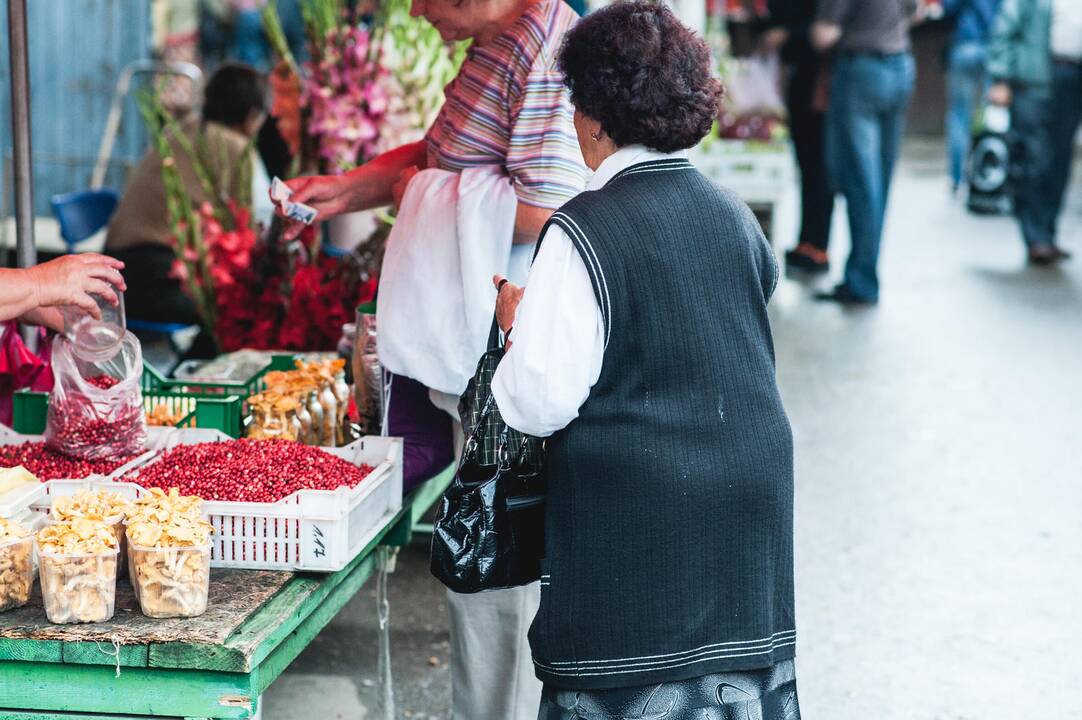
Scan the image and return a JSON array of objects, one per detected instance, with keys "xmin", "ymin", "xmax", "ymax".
[{"xmin": 0, "ymin": 660, "xmax": 254, "ymax": 718}]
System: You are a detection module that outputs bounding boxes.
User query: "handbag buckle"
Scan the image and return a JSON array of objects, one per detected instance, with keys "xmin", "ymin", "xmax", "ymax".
[{"xmin": 497, "ymin": 441, "xmax": 513, "ymax": 472}]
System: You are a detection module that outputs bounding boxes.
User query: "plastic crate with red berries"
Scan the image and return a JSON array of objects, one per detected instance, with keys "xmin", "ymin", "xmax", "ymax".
[
  {"xmin": 34, "ymin": 429, "xmax": 404, "ymax": 572},
  {"xmin": 0, "ymin": 424, "xmax": 155, "ymax": 519}
]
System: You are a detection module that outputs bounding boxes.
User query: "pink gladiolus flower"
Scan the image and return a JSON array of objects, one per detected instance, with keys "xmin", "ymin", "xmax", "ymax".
[{"xmin": 365, "ymin": 84, "xmax": 389, "ymax": 115}]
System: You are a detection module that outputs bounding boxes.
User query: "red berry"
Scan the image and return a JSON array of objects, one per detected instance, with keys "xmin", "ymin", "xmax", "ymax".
[
  {"xmin": 0, "ymin": 441, "xmax": 134, "ymax": 480},
  {"xmin": 126, "ymin": 439, "xmax": 374, "ymax": 503},
  {"xmin": 45, "ymin": 375, "xmax": 144, "ymax": 460}
]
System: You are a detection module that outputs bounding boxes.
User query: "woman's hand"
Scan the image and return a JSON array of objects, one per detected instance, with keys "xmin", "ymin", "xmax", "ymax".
[
  {"xmin": 758, "ymin": 28, "xmax": 789, "ymax": 56},
  {"xmin": 493, "ymin": 275, "xmax": 524, "ymax": 346},
  {"xmin": 391, "ymin": 166, "xmax": 420, "ymax": 214},
  {"xmin": 28, "ymin": 254, "xmax": 126, "ymax": 319},
  {"xmin": 810, "ymin": 21, "xmax": 842, "ymax": 52},
  {"xmin": 19, "ymin": 307, "xmax": 65, "ymax": 333},
  {"xmin": 275, "ymin": 174, "xmax": 354, "ymax": 240}
]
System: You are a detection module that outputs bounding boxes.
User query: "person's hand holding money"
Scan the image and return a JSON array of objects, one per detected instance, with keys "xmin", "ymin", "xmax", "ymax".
[{"xmin": 271, "ymin": 175, "xmax": 345, "ymax": 240}]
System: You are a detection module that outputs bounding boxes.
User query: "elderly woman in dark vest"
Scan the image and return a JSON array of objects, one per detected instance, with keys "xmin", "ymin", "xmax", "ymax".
[{"xmin": 490, "ymin": 3, "xmax": 800, "ymax": 717}]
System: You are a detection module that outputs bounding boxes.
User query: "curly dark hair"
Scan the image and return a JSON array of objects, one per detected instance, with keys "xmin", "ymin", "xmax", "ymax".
[{"xmin": 558, "ymin": 1, "xmax": 723, "ymax": 153}]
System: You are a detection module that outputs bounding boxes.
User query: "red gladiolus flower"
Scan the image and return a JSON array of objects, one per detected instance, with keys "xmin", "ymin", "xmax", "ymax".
[{"xmin": 169, "ymin": 259, "xmax": 189, "ymax": 282}]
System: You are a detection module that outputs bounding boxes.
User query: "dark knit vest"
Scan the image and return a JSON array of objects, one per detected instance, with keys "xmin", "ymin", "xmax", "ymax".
[{"xmin": 528, "ymin": 158, "xmax": 796, "ymax": 691}]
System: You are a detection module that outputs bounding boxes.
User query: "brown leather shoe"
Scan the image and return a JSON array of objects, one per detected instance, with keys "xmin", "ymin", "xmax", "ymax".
[
  {"xmin": 1028, "ymin": 245, "xmax": 1066, "ymax": 266},
  {"xmin": 785, "ymin": 243, "xmax": 829, "ymax": 273}
]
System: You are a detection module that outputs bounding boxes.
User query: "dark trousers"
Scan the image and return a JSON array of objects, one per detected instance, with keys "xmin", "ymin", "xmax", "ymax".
[
  {"xmin": 385, "ymin": 374, "xmax": 454, "ymax": 495},
  {"xmin": 539, "ymin": 660, "xmax": 800, "ymax": 720},
  {"xmin": 787, "ymin": 64, "xmax": 835, "ymax": 252},
  {"xmin": 107, "ymin": 245, "xmax": 201, "ymax": 324},
  {"xmin": 1011, "ymin": 61, "xmax": 1082, "ymax": 249},
  {"xmin": 826, "ymin": 53, "xmax": 915, "ymax": 301}
]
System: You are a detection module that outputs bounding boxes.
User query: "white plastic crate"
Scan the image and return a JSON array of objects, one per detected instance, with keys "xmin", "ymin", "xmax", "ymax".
[
  {"xmin": 0, "ymin": 429, "xmax": 46, "ymax": 517},
  {"xmin": 12, "ymin": 508, "xmax": 46, "ymax": 533},
  {"xmin": 142, "ymin": 426, "xmax": 234, "ymax": 451},
  {"xmin": 0, "ymin": 429, "xmax": 151, "ymax": 518},
  {"xmin": 0, "ymin": 425, "xmax": 224, "ymax": 520},
  {"xmin": 0, "ymin": 427, "xmax": 159, "ymax": 478},
  {"xmin": 35, "ymin": 434, "xmax": 404, "ymax": 572},
  {"xmin": 691, "ymin": 140, "xmax": 792, "ymax": 205}
]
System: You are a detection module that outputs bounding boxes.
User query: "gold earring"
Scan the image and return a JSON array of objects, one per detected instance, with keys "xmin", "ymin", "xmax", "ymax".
[{"xmin": 590, "ymin": 131, "xmax": 601, "ymax": 142}]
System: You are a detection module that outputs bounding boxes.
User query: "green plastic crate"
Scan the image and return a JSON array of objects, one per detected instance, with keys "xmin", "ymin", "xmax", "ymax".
[
  {"xmin": 12, "ymin": 390, "xmax": 244, "ymax": 438},
  {"xmin": 140, "ymin": 354, "xmax": 296, "ymax": 396}
]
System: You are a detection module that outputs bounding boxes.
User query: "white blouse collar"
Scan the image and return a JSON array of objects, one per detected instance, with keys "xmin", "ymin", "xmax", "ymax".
[{"xmin": 586, "ymin": 145, "xmax": 689, "ymax": 191}]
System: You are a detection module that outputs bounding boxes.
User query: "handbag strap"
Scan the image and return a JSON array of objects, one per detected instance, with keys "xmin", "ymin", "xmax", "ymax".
[
  {"xmin": 461, "ymin": 393, "xmax": 496, "ymax": 465},
  {"xmin": 486, "ymin": 312, "xmax": 503, "ymax": 353}
]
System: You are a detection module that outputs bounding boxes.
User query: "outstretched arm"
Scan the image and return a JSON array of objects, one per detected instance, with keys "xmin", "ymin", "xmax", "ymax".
[
  {"xmin": 0, "ymin": 254, "xmax": 126, "ymax": 325},
  {"xmin": 277, "ymin": 140, "xmax": 429, "ymax": 239}
]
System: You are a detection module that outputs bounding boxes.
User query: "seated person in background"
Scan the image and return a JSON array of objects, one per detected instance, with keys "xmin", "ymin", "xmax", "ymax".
[{"xmin": 105, "ymin": 63, "xmax": 267, "ymax": 325}]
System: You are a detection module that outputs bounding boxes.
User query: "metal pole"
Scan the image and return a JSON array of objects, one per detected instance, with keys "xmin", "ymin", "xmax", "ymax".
[
  {"xmin": 7, "ymin": 0, "xmax": 38, "ymax": 349},
  {"xmin": 91, "ymin": 60, "xmax": 203, "ymax": 189},
  {"xmin": 7, "ymin": 0, "xmax": 34, "ymax": 269}
]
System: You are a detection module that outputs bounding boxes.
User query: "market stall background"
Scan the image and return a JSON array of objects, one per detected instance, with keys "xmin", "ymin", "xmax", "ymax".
[
  {"xmin": 1, "ymin": 1, "xmax": 1079, "ymax": 719},
  {"xmin": 0, "ymin": 0, "xmax": 152, "ymax": 257},
  {"xmin": 0, "ymin": 0, "xmax": 957, "ymax": 262}
]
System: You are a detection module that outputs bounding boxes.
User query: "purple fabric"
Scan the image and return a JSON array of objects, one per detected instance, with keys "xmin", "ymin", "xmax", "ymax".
[{"xmin": 387, "ymin": 373, "xmax": 454, "ymax": 495}]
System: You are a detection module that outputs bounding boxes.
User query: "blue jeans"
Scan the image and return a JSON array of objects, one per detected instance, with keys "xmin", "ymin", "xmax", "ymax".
[
  {"xmin": 826, "ymin": 53, "xmax": 915, "ymax": 302},
  {"xmin": 947, "ymin": 41, "xmax": 989, "ymax": 188},
  {"xmin": 231, "ymin": 9, "xmax": 270, "ymax": 70},
  {"xmin": 1011, "ymin": 62, "xmax": 1082, "ymax": 248}
]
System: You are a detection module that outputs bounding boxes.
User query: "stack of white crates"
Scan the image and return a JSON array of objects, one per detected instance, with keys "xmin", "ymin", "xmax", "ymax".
[{"xmin": 690, "ymin": 139, "xmax": 792, "ymax": 243}]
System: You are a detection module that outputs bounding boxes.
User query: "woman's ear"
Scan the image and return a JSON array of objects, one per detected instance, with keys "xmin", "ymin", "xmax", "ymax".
[{"xmin": 585, "ymin": 116, "xmax": 604, "ymax": 142}]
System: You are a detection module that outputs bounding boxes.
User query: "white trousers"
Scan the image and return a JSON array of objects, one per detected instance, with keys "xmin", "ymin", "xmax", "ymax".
[{"xmin": 448, "ymin": 582, "xmax": 542, "ymax": 720}]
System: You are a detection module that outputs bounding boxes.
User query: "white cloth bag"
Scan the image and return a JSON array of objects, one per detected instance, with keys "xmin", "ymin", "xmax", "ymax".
[{"xmin": 376, "ymin": 166, "xmax": 519, "ymax": 397}]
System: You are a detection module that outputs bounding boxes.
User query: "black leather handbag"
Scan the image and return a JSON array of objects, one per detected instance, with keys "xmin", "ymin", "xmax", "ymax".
[{"xmin": 429, "ymin": 319, "xmax": 546, "ymax": 593}]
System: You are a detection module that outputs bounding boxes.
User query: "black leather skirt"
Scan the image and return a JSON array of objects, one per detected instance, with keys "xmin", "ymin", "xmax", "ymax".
[{"xmin": 538, "ymin": 659, "xmax": 800, "ymax": 720}]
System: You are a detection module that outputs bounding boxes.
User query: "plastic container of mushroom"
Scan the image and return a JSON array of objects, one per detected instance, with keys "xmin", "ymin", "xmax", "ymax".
[
  {"xmin": 38, "ymin": 548, "xmax": 119, "ymax": 624},
  {"xmin": 0, "ymin": 534, "xmax": 34, "ymax": 612},
  {"xmin": 127, "ymin": 542, "xmax": 211, "ymax": 618}
]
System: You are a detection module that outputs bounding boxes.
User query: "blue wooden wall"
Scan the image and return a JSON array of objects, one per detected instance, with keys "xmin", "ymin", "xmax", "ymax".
[{"xmin": 0, "ymin": 0, "xmax": 152, "ymax": 215}]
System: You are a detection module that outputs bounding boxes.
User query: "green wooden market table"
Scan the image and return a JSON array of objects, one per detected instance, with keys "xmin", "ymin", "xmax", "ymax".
[{"xmin": 0, "ymin": 465, "xmax": 455, "ymax": 720}]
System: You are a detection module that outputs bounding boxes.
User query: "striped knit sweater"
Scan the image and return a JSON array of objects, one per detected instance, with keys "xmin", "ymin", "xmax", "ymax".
[
  {"xmin": 528, "ymin": 158, "xmax": 796, "ymax": 691},
  {"xmin": 425, "ymin": 0, "xmax": 586, "ymax": 210}
]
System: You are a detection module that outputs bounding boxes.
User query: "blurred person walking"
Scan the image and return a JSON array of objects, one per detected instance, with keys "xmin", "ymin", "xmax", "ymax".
[
  {"xmin": 229, "ymin": 0, "xmax": 272, "ymax": 70},
  {"xmin": 988, "ymin": 0, "xmax": 1081, "ymax": 265},
  {"xmin": 812, "ymin": 0, "xmax": 919, "ymax": 305},
  {"xmin": 763, "ymin": 0, "xmax": 836, "ymax": 273},
  {"xmin": 943, "ymin": 0, "xmax": 1002, "ymax": 194}
]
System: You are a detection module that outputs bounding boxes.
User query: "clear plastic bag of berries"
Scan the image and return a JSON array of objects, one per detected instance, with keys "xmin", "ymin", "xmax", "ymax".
[{"xmin": 44, "ymin": 332, "xmax": 148, "ymax": 461}]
